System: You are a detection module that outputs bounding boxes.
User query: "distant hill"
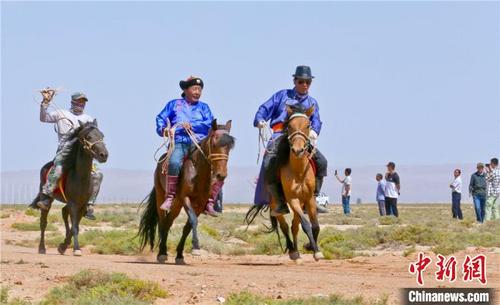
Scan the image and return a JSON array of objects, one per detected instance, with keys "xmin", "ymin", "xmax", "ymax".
[{"xmin": 0, "ymin": 163, "xmax": 477, "ymax": 204}]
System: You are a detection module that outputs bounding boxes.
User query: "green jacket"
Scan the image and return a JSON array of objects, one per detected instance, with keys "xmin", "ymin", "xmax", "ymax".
[{"xmin": 469, "ymin": 172, "xmax": 487, "ymax": 196}]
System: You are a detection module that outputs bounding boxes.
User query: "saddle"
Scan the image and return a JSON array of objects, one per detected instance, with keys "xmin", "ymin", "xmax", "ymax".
[{"xmin": 42, "ymin": 163, "xmax": 68, "ymax": 202}]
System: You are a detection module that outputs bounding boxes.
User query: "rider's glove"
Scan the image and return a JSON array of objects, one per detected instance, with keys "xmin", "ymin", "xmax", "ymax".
[{"xmin": 257, "ymin": 121, "xmax": 266, "ymax": 129}]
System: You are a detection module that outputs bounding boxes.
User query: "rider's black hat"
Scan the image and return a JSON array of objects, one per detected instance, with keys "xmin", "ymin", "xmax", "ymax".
[{"xmin": 293, "ymin": 66, "xmax": 314, "ymax": 80}]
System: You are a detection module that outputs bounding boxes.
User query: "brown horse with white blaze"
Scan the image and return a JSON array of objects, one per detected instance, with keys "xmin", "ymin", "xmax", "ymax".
[
  {"xmin": 138, "ymin": 119, "xmax": 234, "ymax": 264},
  {"xmin": 246, "ymin": 105, "xmax": 323, "ymax": 262}
]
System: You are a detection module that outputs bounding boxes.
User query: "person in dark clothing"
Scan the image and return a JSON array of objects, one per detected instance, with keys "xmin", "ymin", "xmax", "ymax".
[{"xmin": 469, "ymin": 163, "xmax": 487, "ymax": 223}]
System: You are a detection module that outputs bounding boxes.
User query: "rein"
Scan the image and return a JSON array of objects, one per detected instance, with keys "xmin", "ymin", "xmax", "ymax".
[
  {"xmin": 157, "ymin": 120, "xmax": 229, "ymax": 174},
  {"xmin": 286, "ymin": 112, "xmax": 316, "ymax": 192}
]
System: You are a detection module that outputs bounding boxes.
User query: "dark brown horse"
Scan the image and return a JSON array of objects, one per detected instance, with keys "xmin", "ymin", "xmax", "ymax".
[
  {"xmin": 139, "ymin": 119, "xmax": 234, "ymax": 264},
  {"xmin": 30, "ymin": 120, "xmax": 108, "ymax": 256},
  {"xmin": 246, "ymin": 105, "xmax": 323, "ymax": 262}
]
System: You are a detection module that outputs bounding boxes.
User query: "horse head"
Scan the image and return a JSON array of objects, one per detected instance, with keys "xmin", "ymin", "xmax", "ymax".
[
  {"xmin": 205, "ymin": 119, "xmax": 235, "ymax": 182},
  {"xmin": 77, "ymin": 119, "xmax": 108, "ymax": 163},
  {"xmin": 285, "ymin": 104, "xmax": 314, "ymax": 158}
]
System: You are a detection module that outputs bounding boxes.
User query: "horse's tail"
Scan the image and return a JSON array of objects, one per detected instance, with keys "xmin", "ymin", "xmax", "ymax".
[
  {"xmin": 138, "ymin": 188, "xmax": 158, "ymax": 251},
  {"xmin": 244, "ymin": 204, "xmax": 269, "ymax": 228}
]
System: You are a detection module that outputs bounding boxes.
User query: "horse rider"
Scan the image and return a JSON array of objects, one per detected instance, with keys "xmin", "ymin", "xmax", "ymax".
[
  {"xmin": 156, "ymin": 76, "xmax": 221, "ymax": 217},
  {"xmin": 254, "ymin": 65, "xmax": 328, "ymax": 216},
  {"xmin": 36, "ymin": 89, "xmax": 103, "ymax": 220}
]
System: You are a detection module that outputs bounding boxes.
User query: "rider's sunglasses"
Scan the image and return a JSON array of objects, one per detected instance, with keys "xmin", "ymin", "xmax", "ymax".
[{"xmin": 296, "ymin": 79, "xmax": 312, "ymax": 85}]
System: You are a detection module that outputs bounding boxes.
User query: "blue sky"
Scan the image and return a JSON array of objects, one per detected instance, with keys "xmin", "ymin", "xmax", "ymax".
[{"xmin": 1, "ymin": 1, "xmax": 499, "ymax": 171}]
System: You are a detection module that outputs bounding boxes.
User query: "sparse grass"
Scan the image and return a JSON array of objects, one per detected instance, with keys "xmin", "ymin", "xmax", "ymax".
[
  {"xmin": 24, "ymin": 209, "xmax": 39, "ymax": 217},
  {"xmin": 38, "ymin": 269, "xmax": 168, "ymax": 305},
  {"xmin": 0, "ymin": 286, "xmax": 31, "ymax": 305},
  {"xmin": 11, "ymin": 222, "xmax": 57, "ymax": 231},
  {"xmin": 47, "ymin": 229, "xmax": 141, "ymax": 255},
  {"xmin": 226, "ymin": 291, "xmax": 388, "ymax": 305},
  {"xmin": 5, "ymin": 204, "xmax": 499, "ymax": 259},
  {"xmin": 1, "ymin": 287, "xmax": 8, "ymax": 303}
]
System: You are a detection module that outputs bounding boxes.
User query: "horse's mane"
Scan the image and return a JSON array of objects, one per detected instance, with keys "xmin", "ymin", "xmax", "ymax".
[
  {"xmin": 61, "ymin": 122, "xmax": 97, "ymax": 170},
  {"xmin": 187, "ymin": 126, "xmax": 236, "ymax": 159},
  {"xmin": 275, "ymin": 104, "xmax": 308, "ymax": 168}
]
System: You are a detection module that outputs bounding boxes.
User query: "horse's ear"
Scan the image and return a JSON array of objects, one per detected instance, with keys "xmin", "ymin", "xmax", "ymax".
[
  {"xmin": 78, "ymin": 120, "xmax": 85, "ymax": 126},
  {"xmin": 286, "ymin": 105, "xmax": 293, "ymax": 117},
  {"xmin": 211, "ymin": 119, "xmax": 218, "ymax": 132},
  {"xmin": 225, "ymin": 120, "xmax": 232, "ymax": 132},
  {"xmin": 305, "ymin": 106, "xmax": 315, "ymax": 118},
  {"xmin": 93, "ymin": 119, "xmax": 98, "ymax": 127}
]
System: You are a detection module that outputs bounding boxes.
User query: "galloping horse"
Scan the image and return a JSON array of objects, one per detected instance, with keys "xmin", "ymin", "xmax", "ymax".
[
  {"xmin": 30, "ymin": 120, "xmax": 108, "ymax": 256},
  {"xmin": 139, "ymin": 119, "xmax": 234, "ymax": 264},
  {"xmin": 246, "ymin": 105, "xmax": 323, "ymax": 262}
]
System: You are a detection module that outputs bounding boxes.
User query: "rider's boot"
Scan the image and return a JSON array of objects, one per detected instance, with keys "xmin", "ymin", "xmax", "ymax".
[
  {"xmin": 314, "ymin": 177, "xmax": 328, "ymax": 213},
  {"xmin": 205, "ymin": 181, "xmax": 223, "ymax": 217},
  {"xmin": 269, "ymin": 183, "xmax": 289, "ymax": 216},
  {"xmin": 160, "ymin": 176, "xmax": 178, "ymax": 212},
  {"xmin": 84, "ymin": 204, "xmax": 97, "ymax": 220},
  {"xmin": 37, "ymin": 193, "xmax": 52, "ymax": 211}
]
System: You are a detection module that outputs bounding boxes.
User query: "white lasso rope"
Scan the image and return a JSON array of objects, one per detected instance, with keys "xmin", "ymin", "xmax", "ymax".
[{"xmin": 257, "ymin": 121, "xmax": 274, "ymax": 164}]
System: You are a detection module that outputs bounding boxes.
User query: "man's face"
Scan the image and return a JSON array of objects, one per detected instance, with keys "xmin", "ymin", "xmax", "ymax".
[
  {"xmin": 454, "ymin": 170, "xmax": 460, "ymax": 178},
  {"xmin": 72, "ymin": 98, "xmax": 87, "ymax": 108},
  {"xmin": 387, "ymin": 165, "xmax": 394, "ymax": 173},
  {"xmin": 183, "ymin": 85, "xmax": 202, "ymax": 102},
  {"xmin": 294, "ymin": 78, "xmax": 312, "ymax": 95},
  {"xmin": 477, "ymin": 166, "xmax": 484, "ymax": 173},
  {"xmin": 376, "ymin": 175, "xmax": 381, "ymax": 181}
]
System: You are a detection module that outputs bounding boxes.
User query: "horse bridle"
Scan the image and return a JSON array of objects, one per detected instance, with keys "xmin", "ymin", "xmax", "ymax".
[
  {"xmin": 206, "ymin": 132, "xmax": 229, "ymax": 164},
  {"xmin": 286, "ymin": 113, "xmax": 311, "ymax": 147},
  {"xmin": 79, "ymin": 127, "xmax": 104, "ymax": 157}
]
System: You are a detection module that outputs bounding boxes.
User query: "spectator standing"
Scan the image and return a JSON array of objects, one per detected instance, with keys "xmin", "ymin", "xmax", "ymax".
[
  {"xmin": 335, "ymin": 168, "xmax": 352, "ymax": 215},
  {"xmin": 485, "ymin": 158, "xmax": 500, "ymax": 221},
  {"xmin": 469, "ymin": 163, "xmax": 487, "ymax": 223},
  {"xmin": 384, "ymin": 162, "xmax": 400, "ymax": 217},
  {"xmin": 375, "ymin": 173, "xmax": 386, "ymax": 216},
  {"xmin": 450, "ymin": 169, "xmax": 463, "ymax": 220}
]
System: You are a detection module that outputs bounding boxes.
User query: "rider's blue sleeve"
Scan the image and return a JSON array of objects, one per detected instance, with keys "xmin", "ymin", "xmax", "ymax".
[
  {"xmin": 156, "ymin": 100, "xmax": 174, "ymax": 137},
  {"xmin": 310, "ymin": 99, "xmax": 322, "ymax": 135},
  {"xmin": 253, "ymin": 91, "xmax": 282, "ymax": 127}
]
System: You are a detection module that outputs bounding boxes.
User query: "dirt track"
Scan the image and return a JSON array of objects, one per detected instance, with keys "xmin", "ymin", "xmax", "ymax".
[{"xmin": 1, "ymin": 214, "xmax": 499, "ymax": 304}]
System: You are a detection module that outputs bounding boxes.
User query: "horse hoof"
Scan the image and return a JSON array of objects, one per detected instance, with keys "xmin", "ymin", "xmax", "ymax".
[
  {"xmin": 303, "ymin": 243, "xmax": 313, "ymax": 252},
  {"xmin": 294, "ymin": 258, "xmax": 304, "ymax": 265},
  {"xmin": 157, "ymin": 255, "xmax": 168, "ymax": 263},
  {"xmin": 289, "ymin": 251, "xmax": 300, "ymax": 261},
  {"xmin": 73, "ymin": 250, "xmax": 82, "ymax": 256},
  {"xmin": 313, "ymin": 251, "xmax": 324, "ymax": 261},
  {"xmin": 38, "ymin": 248, "xmax": 46, "ymax": 255},
  {"xmin": 57, "ymin": 244, "xmax": 67, "ymax": 255},
  {"xmin": 191, "ymin": 249, "xmax": 202, "ymax": 256},
  {"xmin": 175, "ymin": 258, "xmax": 186, "ymax": 265}
]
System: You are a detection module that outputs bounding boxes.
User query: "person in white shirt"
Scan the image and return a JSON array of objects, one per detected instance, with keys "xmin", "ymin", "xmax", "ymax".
[
  {"xmin": 450, "ymin": 169, "xmax": 463, "ymax": 220},
  {"xmin": 335, "ymin": 168, "xmax": 352, "ymax": 215},
  {"xmin": 384, "ymin": 162, "xmax": 401, "ymax": 217},
  {"xmin": 36, "ymin": 89, "xmax": 103, "ymax": 220}
]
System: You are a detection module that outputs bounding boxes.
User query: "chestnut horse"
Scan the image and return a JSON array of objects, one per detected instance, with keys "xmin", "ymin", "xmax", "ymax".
[
  {"xmin": 139, "ymin": 119, "xmax": 234, "ymax": 264},
  {"xmin": 246, "ymin": 105, "xmax": 323, "ymax": 262},
  {"xmin": 30, "ymin": 121, "xmax": 108, "ymax": 256}
]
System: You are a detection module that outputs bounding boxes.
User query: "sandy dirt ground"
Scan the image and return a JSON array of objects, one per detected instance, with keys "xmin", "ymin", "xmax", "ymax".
[{"xmin": 1, "ymin": 213, "xmax": 499, "ymax": 305}]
